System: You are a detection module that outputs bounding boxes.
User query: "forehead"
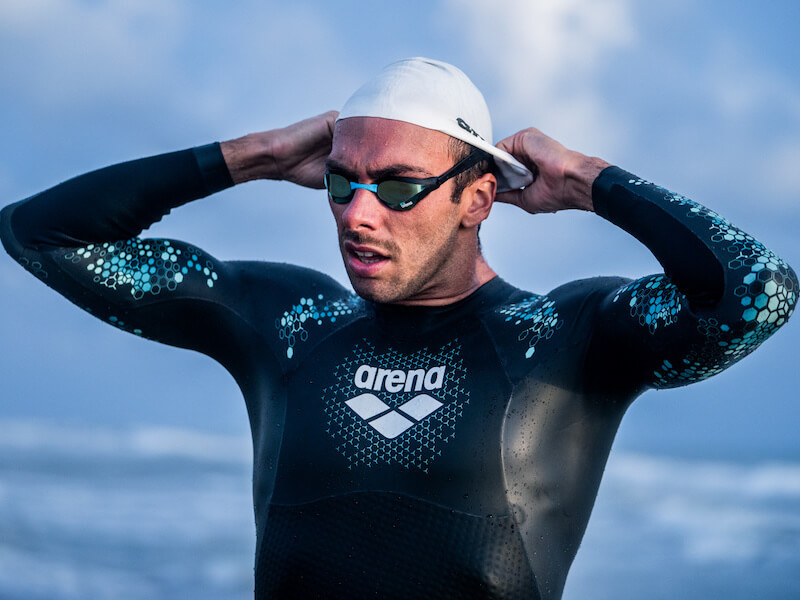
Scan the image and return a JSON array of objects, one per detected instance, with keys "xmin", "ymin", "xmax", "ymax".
[{"xmin": 329, "ymin": 117, "xmax": 452, "ymax": 173}]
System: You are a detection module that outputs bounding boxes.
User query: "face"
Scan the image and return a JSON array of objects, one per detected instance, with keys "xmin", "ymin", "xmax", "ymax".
[{"xmin": 327, "ymin": 117, "xmax": 481, "ymax": 305}]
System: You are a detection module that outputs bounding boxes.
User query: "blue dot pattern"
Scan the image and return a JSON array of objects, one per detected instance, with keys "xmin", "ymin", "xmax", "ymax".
[
  {"xmin": 106, "ymin": 314, "xmax": 143, "ymax": 337},
  {"xmin": 322, "ymin": 340, "xmax": 468, "ymax": 472},
  {"xmin": 276, "ymin": 294, "xmax": 363, "ymax": 359},
  {"xmin": 62, "ymin": 238, "xmax": 219, "ymax": 336},
  {"xmin": 625, "ymin": 178, "xmax": 797, "ymax": 387},
  {"xmin": 16, "ymin": 255, "xmax": 49, "ymax": 280},
  {"xmin": 64, "ymin": 239, "xmax": 218, "ymax": 299},
  {"xmin": 612, "ymin": 275, "xmax": 682, "ymax": 334},
  {"xmin": 497, "ymin": 296, "xmax": 562, "ymax": 359},
  {"xmin": 653, "ymin": 316, "xmax": 745, "ymax": 385}
]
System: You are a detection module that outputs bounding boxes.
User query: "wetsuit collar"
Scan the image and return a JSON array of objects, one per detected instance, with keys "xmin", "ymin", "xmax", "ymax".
[{"xmin": 367, "ymin": 276, "xmax": 518, "ymax": 339}]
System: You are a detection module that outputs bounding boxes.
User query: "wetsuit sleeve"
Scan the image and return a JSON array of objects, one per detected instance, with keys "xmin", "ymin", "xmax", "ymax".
[
  {"xmin": 585, "ymin": 166, "xmax": 797, "ymax": 391},
  {"xmin": 0, "ymin": 144, "xmax": 251, "ymax": 362}
]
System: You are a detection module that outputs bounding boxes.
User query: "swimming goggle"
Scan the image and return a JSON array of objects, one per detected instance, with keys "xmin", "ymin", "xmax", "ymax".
[{"xmin": 324, "ymin": 149, "xmax": 491, "ymax": 211}]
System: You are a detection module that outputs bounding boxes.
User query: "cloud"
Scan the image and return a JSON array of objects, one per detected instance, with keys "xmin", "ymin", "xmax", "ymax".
[
  {"xmin": 0, "ymin": 0, "xmax": 183, "ymax": 109},
  {"xmin": 0, "ymin": 0, "xmax": 360, "ymax": 136},
  {"xmin": 440, "ymin": 0, "xmax": 637, "ymax": 151},
  {"xmin": 695, "ymin": 35, "xmax": 800, "ymax": 205},
  {"xmin": 761, "ymin": 140, "xmax": 800, "ymax": 202},
  {"xmin": 441, "ymin": 1, "xmax": 800, "ymax": 214},
  {"xmin": 703, "ymin": 37, "xmax": 800, "ymax": 122}
]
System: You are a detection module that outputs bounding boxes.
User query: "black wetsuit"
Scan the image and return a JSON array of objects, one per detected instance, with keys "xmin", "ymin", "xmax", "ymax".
[{"xmin": 1, "ymin": 144, "xmax": 796, "ymax": 600}]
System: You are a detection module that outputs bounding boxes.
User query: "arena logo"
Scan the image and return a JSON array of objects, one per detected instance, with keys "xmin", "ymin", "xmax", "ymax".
[
  {"xmin": 345, "ymin": 364, "xmax": 447, "ymax": 439},
  {"xmin": 353, "ymin": 364, "xmax": 445, "ymax": 393}
]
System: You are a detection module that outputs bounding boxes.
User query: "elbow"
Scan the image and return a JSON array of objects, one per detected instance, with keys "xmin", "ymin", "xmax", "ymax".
[
  {"xmin": 0, "ymin": 202, "xmax": 22, "ymax": 257},
  {"xmin": 734, "ymin": 254, "xmax": 797, "ymax": 334}
]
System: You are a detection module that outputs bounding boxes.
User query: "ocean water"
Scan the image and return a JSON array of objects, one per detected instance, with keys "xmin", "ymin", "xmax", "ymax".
[
  {"xmin": 1, "ymin": 420, "xmax": 798, "ymax": 599},
  {"xmin": 0, "ymin": 421, "xmax": 255, "ymax": 600}
]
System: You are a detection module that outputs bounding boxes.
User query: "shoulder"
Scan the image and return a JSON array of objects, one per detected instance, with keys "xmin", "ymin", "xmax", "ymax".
[
  {"xmin": 481, "ymin": 276, "xmax": 632, "ymax": 380},
  {"xmin": 488, "ymin": 276, "xmax": 631, "ymax": 334},
  {"xmin": 228, "ymin": 260, "xmax": 357, "ymax": 314},
  {"xmin": 228, "ymin": 260, "xmax": 367, "ymax": 363},
  {"xmin": 546, "ymin": 275, "xmax": 632, "ymax": 303},
  {"xmin": 229, "ymin": 260, "xmax": 346, "ymax": 292}
]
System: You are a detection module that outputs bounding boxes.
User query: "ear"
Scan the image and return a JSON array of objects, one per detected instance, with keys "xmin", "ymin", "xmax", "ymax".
[{"xmin": 460, "ymin": 173, "xmax": 496, "ymax": 228}]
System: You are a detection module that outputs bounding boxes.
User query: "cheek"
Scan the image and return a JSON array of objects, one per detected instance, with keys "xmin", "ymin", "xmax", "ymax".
[
  {"xmin": 329, "ymin": 202, "xmax": 346, "ymax": 232},
  {"xmin": 402, "ymin": 208, "xmax": 459, "ymax": 259}
]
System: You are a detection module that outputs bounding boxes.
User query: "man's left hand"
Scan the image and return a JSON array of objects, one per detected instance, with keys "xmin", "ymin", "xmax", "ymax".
[{"xmin": 495, "ymin": 128, "xmax": 610, "ymax": 214}]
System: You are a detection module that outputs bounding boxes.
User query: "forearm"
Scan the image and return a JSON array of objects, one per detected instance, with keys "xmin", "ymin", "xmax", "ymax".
[
  {"xmin": 588, "ymin": 167, "xmax": 797, "ymax": 389},
  {"xmin": 220, "ymin": 111, "xmax": 337, "ymax": 187},
  {"xmin": 591, "ymin": 167, "xmax": 792, "ymax": 309},
  {"xmin": 220, "ymin": 133, "xmax": 280, "ymax": 184},
  {"xmin": 0, "ymin": 143, "xmax": 244, "ymax": 354},
  {"xmin": 1, "ymin": 143, "xmax": 233, "ymax": 252}
]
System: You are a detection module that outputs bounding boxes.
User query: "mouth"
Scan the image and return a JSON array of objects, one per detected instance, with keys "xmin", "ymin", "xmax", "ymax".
[
  {"xmin": 352, "ymin": 249, "xmax": 385, "ymax": 264},
  {"xmin": 344, "ymin": 242, "xmax": 391, "ymax": 276}
]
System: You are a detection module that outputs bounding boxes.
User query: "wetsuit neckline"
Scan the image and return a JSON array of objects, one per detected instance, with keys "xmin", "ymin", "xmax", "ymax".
[{"xmin": 367, "ymin": 276, "xmax": 518, "ymax": 339}]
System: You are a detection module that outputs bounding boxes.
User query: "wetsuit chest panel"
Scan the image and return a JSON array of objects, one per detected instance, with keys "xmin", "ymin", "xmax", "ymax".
[{"xmin": 271, "ymin": 320, "xmax": 514, "ymax": 515}]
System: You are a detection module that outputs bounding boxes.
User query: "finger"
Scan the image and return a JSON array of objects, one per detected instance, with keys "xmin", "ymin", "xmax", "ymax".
[
  {"xmin": 496, "ymin": 133, "xmax": 539, "ymax": 179},
  {"xmin": 318, "ymin": 110, "xmax": 339, "ymax": 134},
  {"xmin": 527, "ymin": 161, "xmax": 540, "ymax": 183},
  {"xmin": 495, "ymin": 188, "xmax": 523, "ymax": 206},
  {"xmin": 495, "ymin": 134, "xmax": 517, "ymax": 156}
]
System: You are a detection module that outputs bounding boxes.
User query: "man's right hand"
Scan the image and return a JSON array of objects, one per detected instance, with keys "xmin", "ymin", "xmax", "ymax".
[{"xmin": 221, "ymin": 111, "xmax": 338, "ymax": 187}]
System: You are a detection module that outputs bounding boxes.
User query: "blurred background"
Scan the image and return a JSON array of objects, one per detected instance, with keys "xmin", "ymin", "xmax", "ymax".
[{"xmin": 1, "ymin": 1, "xmax": 798, "ymax": 598}]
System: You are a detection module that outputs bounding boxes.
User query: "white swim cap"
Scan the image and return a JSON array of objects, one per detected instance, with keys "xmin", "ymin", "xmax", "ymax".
[{"xmin": 338, "ymin": 57, "xmax": 534, "ymax": 192}]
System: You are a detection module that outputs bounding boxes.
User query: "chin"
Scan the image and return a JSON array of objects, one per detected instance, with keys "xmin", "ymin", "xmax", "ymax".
[
  {"xmin": 350, "ymin": 280, "xmax": 394, "ymax": 304},
  {"xmin": 348, "ymin": 274, "xmax": 408, "ymax": 304}
]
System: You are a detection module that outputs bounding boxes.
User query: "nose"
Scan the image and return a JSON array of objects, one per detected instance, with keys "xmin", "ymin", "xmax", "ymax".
[{"xmin": 338, "ymin": 187, "xmax": 384, "ymax": 232}]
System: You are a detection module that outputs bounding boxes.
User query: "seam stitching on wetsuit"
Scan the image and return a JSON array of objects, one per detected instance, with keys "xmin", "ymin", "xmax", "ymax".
[
  {"xmin": 478, "ymin": 313, "xmax": 517, "ymax": 389},
  {"xmin": 481, "ymin": 313, "xmax": 543, "ymax": 598}
]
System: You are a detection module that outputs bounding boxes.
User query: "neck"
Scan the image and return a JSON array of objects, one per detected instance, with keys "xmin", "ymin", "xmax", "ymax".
[{"xmin": 394, "ymin": 254, "xmax": 497, "ymax": 307}]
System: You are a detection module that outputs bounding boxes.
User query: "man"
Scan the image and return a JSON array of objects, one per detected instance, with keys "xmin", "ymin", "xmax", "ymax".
[{"xmin": 1, "ymin": 57, "xmax": 796, "ymax": 599}]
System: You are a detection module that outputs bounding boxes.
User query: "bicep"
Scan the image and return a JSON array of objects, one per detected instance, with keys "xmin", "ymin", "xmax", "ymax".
[{"xmin": 9, "ymin": 233, "xmax": 239, "ymax": 354}]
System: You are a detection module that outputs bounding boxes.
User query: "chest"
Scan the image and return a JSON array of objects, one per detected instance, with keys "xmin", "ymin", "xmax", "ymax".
[{"xmin": 270, "ymin": 326, "xmax": 514, "ymax": 513}]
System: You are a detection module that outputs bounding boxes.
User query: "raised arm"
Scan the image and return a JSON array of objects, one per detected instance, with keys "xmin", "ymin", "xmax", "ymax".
[
  {"xmin": 0, "ymin": 112, "xmax": 339, "ymax": 360},
  {"xmin": 496, "ymin": 128, "xmax": 797, "ymax": 391}
]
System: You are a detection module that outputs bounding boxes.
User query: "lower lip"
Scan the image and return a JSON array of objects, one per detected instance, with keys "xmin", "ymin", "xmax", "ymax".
[{"xmin": 346, "ymin": 252, "xmax": 389, "ymax": 277}]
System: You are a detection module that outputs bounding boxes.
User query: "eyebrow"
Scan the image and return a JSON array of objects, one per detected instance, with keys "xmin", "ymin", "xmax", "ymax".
[{"xmin": 325, "ymin": 159, "xmax": 434, "ymax": 180}]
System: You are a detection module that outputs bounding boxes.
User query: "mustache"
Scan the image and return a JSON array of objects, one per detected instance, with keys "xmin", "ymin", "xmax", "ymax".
[{"xmin": 340, "ymin": 230, "xmax": 398, "ymax": 255}]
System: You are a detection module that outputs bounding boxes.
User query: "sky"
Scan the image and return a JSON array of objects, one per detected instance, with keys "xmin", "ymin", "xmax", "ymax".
[{"xmin": 0, "ymin": 0, "xmax": 799, "ymax": 594}]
